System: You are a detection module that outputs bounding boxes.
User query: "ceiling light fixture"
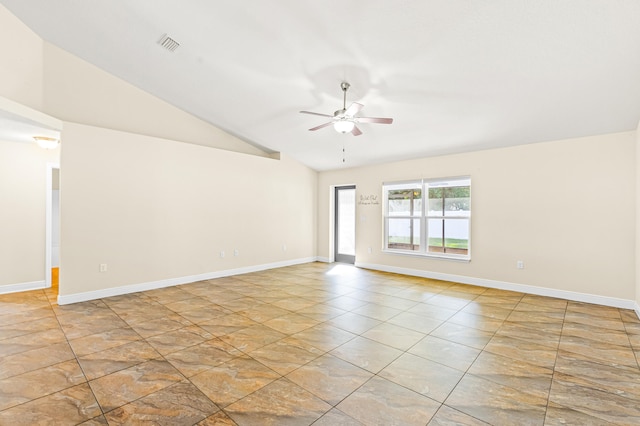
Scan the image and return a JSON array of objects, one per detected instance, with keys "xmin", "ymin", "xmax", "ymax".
[
  {"xmin": 34, "ymin": 136, "xmax": 59, "ymax": 149},
  {"xmin": 334, "ymin": 119, "xmax": 355, "ymax": 134}
]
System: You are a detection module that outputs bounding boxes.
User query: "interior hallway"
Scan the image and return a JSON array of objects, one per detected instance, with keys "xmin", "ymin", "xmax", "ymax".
[{"xmin": 1, "ymin": 262, "xmax": 639, "ymax": 425}]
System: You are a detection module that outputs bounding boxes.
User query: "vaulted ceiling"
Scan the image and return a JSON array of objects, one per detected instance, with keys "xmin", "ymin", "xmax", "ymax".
[{"xmin": 3, "ymin": 1, "xmax": 640, "ymax": 170}]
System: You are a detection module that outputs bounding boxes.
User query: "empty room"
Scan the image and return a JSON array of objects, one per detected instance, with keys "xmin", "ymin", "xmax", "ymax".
[{"xmin": 1, "ymin": 1, "xmax": 640, "ymax": 425}]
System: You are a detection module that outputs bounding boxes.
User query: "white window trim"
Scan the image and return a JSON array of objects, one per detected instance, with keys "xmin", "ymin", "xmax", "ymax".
[{"xmin": 383, "ymin": 176, "xmax": 471, "ymax": 261}]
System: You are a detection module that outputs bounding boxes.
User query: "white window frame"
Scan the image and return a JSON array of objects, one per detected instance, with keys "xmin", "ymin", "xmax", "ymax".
[{"xmin": 383, "ymin": 176, "xmax": 471, "ymax": 261}]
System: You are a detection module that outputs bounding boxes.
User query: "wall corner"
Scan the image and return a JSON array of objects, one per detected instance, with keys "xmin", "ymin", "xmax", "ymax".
[{"xmin": 636, "ymin": 121, "xmax": 640, "ymax": 318}]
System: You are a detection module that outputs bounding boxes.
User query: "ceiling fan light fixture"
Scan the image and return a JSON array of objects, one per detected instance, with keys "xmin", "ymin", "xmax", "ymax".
[
  {"xmin": 300, "ymin": 81, "xmax": 393, "ymax": 137},
  {"xmin": 34, "ymin": 136, "xmax": 60, "ymax": 149},
  {"xmin": 334, "ymin": 120, "xmax": 355, "ymax": 134}
]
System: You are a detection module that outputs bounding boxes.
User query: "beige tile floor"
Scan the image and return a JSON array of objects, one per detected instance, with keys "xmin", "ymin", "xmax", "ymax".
[{"xmin": 1, "ymin": 262, "xmax": 640, "ymax": 425}]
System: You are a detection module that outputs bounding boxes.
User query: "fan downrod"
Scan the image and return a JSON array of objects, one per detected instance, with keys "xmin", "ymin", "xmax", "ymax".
[{"xmin": 340, "ymin": 82, "xmax": 350, "ymax": 111}]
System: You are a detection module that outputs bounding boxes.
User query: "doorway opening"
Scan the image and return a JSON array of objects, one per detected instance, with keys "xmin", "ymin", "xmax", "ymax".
[
  {"xmin": 334, "ymin": 185, "xmax": 356, "ymax": 264},
  {"xmin": 46, "ymin": 163, "xmax": 60, "ymax": 296}
]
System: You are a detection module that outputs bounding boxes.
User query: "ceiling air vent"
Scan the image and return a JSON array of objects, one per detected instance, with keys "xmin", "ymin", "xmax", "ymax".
[{"xmin": 158, "ymin": 34, "xmax": 180, "ymax": 52}]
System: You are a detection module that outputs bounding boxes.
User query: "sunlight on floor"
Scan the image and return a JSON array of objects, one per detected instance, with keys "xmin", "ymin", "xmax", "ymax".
[{"xmin": 325, "ymin": 264, "xmax": 358, "ymax": 276}]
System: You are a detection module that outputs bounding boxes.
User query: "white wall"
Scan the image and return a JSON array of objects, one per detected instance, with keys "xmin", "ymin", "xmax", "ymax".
[
  {"xmin": 0, "ymin": 4, "xmax": 318, "ymax": 302},
  {"xmin": 636, "ymin": 121, "xmax": 640, "ymax": 315},
  {"xmin": 0, "ymin": 4, "xmax": 43, "ymax": 109},
  {"xmin": 0, "ymin": 5, "xmax": 61, "ymax": 293},
  {"xmin": 318, "ymin": 132, "xmax": 636, "ymax": 305},
  {"xmin": 43, "ymin": 43, "xmax": 268, "ymax": 158},
  {"xmin": 0, "ymin": 141, "xmax": 59, "ymax": 291},
  {"xmin": 59, "ymin": 122, "xmax": 317, "ymax": 300}
]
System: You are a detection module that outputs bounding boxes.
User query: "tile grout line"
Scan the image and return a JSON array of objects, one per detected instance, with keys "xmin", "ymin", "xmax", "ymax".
[
  {"xmin": 4, "ymin": 264, "xmax": 640, "ymax": 424},
  {"xmin": 541, "ymin": 298, "xmax": 568, "ymax": 425},
  {"xmin": 48, "ymin": 289, "xmax": 109, "ymax": 421}
]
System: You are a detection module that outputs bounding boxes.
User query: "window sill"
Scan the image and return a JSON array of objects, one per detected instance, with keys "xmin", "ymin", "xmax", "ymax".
[{"xmin": 382, "ymin": 249, "xmax": 471, "ymax": 262}]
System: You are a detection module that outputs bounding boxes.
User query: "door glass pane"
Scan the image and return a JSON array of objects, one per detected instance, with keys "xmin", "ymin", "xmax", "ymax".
[{"xmin": 337, "ymin": 189, "xmax": 355, "ymax": 256}]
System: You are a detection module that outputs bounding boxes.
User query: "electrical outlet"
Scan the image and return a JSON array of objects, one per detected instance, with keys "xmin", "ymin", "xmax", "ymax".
[
  {"xmin": 99, "ymin": 264, "xmax": 107, "ymax": 272},
  {"xmin": 220, "ymin": 251, "xmax": 225, "ymax": 258},
  {"xmin": 517, "ymin": 260, "xmax": 524, "ymax": 269},
  {"xmin": 234, "ymin": 249, "xmax": 239, "ymax": 256},
  {"xmin": 367, "ymin": 246, "xmax": 372, "ymax": 254},
  {"xmin": 282, "ymin": 244, "xmax": 287, "ymax": 252}
]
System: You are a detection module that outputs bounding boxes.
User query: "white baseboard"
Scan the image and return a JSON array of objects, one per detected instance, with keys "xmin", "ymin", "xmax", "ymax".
[
  {"xmin": 0, "ymin": 280, "xmax": 46, "ymax": 295},
  {"xmin": 356, "ymin": 261, "xmax": 638, "ymax": 312},
  {"xmin": 51, "ymin": 257, "xmax": 640, "ymax": 320},
  {"xmin": 57, "ymin": 257, "xmax": 318, "ymax": 305}
]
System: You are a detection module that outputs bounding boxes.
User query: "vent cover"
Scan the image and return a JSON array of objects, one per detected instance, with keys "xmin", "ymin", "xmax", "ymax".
[{"xmin": 158, "ymin": 34, "xmax": 180, "ymax": 52}]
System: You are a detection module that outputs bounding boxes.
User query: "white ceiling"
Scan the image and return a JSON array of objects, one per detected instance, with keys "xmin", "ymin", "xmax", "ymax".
[{"xmin": 3, "ymin": 0, "xmax": 640, "ymax": 171}]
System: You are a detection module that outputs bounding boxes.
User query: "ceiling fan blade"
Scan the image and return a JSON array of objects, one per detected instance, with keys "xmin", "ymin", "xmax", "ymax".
[
  {"xmin": 356, "ymin": 117, "xmax": 394, "ymax": 124},
  {"xmin": 345, "ymin": 102, "xmax": 364, "ymax": 116},
  {"xmin": 300, "ymin": 110, "xmax": 334, "ymax": 118},
  {"xmin": 351, "ymin": 125, "xmax": 363, "ymax": 136},
  {"xmin": 309, "ymin": 121, "xmax": 334, "ymax": 131}
]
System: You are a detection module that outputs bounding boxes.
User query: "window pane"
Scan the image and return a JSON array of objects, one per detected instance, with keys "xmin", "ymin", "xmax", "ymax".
[
  {"xmin": 444, "ymin": 218, "xmax": 469, "ymax": 255},
  {"xmin": 388, "ymin": 198, "xmax": 410, "ymax": 216},
  {"xmin": 428, "ymin": 218, "xmax": 469, "ymax": 255},
  {"xmin": 428, "ymin": 188, "xmax": 443, "ymax": 215},
  {"xmin": 414, "ymin": 197, "xmax": 422, "ymax": 215},
  {"xmin": 412, "ymin": 218, "xmax": 421, "ymax": 248},
  {"xmin": 387, "ymin": 218, "xmax": 420, "ymax": 251},
  {"xmin": 427, "ymin": 218, "xmax": 444, "ymax": 253},
  {"xmin": 388, "ymin": 188, "xmax": 422, "ymax": 216},
  {"xmin": 429, "ymin": 186, "xmax": 470, "ymax": 216},
  {"xmin": 444, "ymin": 186, "xmax": 470, "ymax": 217}
]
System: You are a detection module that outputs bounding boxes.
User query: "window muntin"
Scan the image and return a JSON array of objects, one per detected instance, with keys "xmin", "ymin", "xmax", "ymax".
[{"xmin": 383, "ymin": 177, "xmax": 470, "ymax": 260}]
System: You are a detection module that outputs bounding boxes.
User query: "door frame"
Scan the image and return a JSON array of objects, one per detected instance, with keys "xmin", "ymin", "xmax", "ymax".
[
  {"xmin": 334, "ymin": 185, "xmax": 356, "ymax": 264},
  {"xmin": 45, "ymin": 162, "xmax": 60, "ymax": 289}
]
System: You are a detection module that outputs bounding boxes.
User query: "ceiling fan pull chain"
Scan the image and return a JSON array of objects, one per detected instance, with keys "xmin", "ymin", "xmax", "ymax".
[{"xmin": 342, "ymin": 144, "xmax": 346, "ymax": 163}]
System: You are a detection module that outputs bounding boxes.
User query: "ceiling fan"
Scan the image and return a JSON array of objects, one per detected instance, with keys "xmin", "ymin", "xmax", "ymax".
[{"xmin": 300, "ymin": 82, "xmax": 393, "ymax": 136}]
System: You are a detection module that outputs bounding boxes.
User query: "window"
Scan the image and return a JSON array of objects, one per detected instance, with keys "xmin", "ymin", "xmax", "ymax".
[
  {"xmin": 383, "ymin": 177, "xmax": 470, "ymax": 260},
  {"xmin": 385, "ymin": 182, "xmax": 422, "ymax": 252}
]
